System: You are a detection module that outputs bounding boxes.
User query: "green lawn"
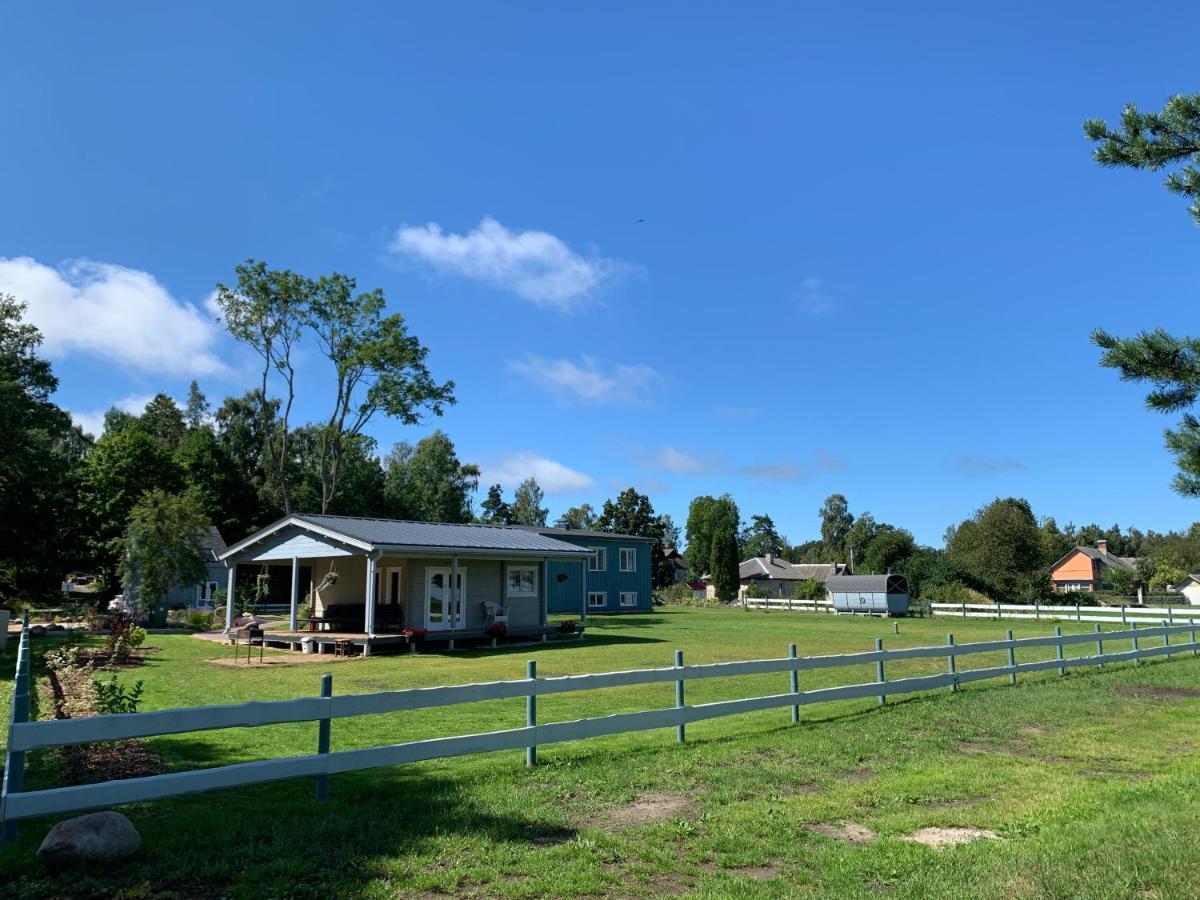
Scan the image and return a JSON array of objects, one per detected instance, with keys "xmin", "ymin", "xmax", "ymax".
[{"xmin": 3, "ymin": 607, "xmax": 1200, "ymax": 898}]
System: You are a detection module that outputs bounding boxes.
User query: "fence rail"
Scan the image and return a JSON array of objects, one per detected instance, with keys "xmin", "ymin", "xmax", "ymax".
[
  {"xmin": 741, "ymin": 598, "xmax": 834, "ymax": 612},
  {"xmin": 930, "ymin": 601, "xmax": 1200, "ymax": 625},
  {"xmin": 4, "ymin": 615, "xmax": 1200, "ymax": 839}
]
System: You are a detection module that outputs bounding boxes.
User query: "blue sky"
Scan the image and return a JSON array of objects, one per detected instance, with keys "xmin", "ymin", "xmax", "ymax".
[{"xmin": 2, "ymin": 1, "xmax": 1198, "ymax": 548}]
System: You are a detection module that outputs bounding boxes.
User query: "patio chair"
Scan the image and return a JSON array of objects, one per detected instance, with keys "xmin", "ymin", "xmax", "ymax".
[{"xmin": 482, "ymin": 601, "xmax": 509, "ymax": 626}]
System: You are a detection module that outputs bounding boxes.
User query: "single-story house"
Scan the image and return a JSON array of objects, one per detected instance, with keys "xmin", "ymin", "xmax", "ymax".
[
  {"xmin": 1171, "ymin": 574, "xmax": 1200, "ymax": 606},
  {"xmin": 706, "ymin": 554, "xmax": 847, "ymax": 600},
  {"xmin": 123, "ymin": 525, "xmax": 228, "ymax": 613},
  {"xmin": 219, "ymin": 514, "xmax": 593, "ymax": 654},
  {"xmin": 1049, "ymin": 540, "xmax": 1141, "ymax": 593},
  {"xmin": 523, "ymin": 526, "xmax": 655, "ymax": 614}
]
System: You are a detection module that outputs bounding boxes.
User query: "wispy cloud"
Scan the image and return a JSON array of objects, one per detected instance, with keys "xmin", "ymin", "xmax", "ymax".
[
  {"xmin": 0, "ymin": 257, "xmax": 227, "ymax": 377},
  {"xmin": 508, "ymin": 354, "xmax": 663, "ymax": 405},
  {"xmin": 388, "ymin": 216, "xmax": 626, "ymax": 313},
  {"xmin": 797, "ymin": 275, "xmax": 836, "ymax": 316},
  {"xmin": 484, "ymin": 452, "xmax": 595, "ymax": 495},
  {"xmin": 952, "ymin": 456, "xmax": 1026, "ymax": 477},
  {"xmin": 711, "ymin": 405, "xmax": 761, "ymax": 418},
  {"xmin": 739, "ymin": 454, "xmax": 846, "ymax": 483},
  {"xmin": 647, "ymin": 445, "xmax": 714, "ymax": 475},
  {"xmin": 69, "ymin": 393, "xmax": 162, "ymax": 439}
]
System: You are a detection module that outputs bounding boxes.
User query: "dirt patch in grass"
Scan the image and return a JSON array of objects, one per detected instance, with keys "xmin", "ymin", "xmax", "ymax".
[
  {"xmin": 579, "ymin": 791, "xmax": 698, "ymax": 830},
  {"xmin": 904, "ymin": 826, "xmax": 999, "ymax": 849},
  {"xmin": 845, "ymin": 768, "xmax": 875, "ymax": 781},
  {"xmin": 207, "ymin": 653, "xmax": 358, "ymax": 668},
  {"xmin": 701, "ymin": 862, "xmax": 782, "ymax": 881},
  {"xmin": 804, "ymin": 821, "xmax": 876, "ymax": 844},
  {"xmin": 1116, "ymin": 686, "xmax": 1200, "ymax": 701},
  {"xmin": 956, "ymin": 739, "xmax": 1065, "ymax": 764}
]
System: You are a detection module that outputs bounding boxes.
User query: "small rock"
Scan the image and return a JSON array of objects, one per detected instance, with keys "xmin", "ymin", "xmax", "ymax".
[
  {"xmin": 29, "ymin": 625, "xmax": 47, "ymax": 637},
  {"xmin": 37, "ymin": 811, "xmax": 141, "ymax": 864}
]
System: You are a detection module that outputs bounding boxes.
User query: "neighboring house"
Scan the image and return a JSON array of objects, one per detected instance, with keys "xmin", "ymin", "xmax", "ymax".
[
  {"xmin": 219, "ymin": 514, "xmax": 593, "ymax": 653},
  {"xmin": 124, "ymin": 526, "xmax": 228, "ymax": 611},
  {"xmin": 524, "ymin": 526, "xmax": 656, "ymax": 614},
  {"xmin": 1049, "ymin": 539, "xmax": 1141, "ymax": 593},
  {"xmin": 664, "ymin": 548, "xmax": 688, "ymax": 584},
  {"xmin": 705, "ymin": 554, "xmax": 848, "ymax": 600},
  {"xmin": 1171, "ymin": 574, "xmax": 1200, "ymax": 606}
]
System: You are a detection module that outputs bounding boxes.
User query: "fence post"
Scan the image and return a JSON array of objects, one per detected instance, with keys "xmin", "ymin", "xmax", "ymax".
[
  {"xmin": 875, "ymin": 638, "xmax": 886, "ymax": 706},
  {"xmin": 315, "ymin": 673, "xmax": 332, "ymax": 801},
  {"xmin": 675, "ymin": 650, "xmax": 686, "ymax": 743},
  {"xmin": 1121, "ymin": 604, "xmax": 1127, "ymax": 624},
  {"xmin": 961, "ymin": 601, "xmax": 966, "ymax": 619},
  {"xmin": 1006, "ymin": 628, "xmax": 1016, "ymax": 686},
  {"xmin": 946, "ymin": 633, "xmax": 957, "ymax": 693},
  {"xmin": 1169, "ymin": 606, "xmax": 1175, "ymax": 626},
  {"xmin": 1094, "ymin": 623, "xmax": 1104, "ymax": 668},
  {"xmin": 1035, "ymin": 600, "xmax": 1041, "ymax": 621},
  {"xmin": 526, "ymin": 660, "xmax": 537, "ymax": 767},
  {"xmin": 1076, "ymin": 602, "xmax": 1081, "ymax": 622},
  {"xmin": 1163, "ymin": 625, "xmax": 1170, "ymax": 654},
  {"xmin": 2, "ymin": 615, "xmax": 32, "ymax": 843},
  {"xmin": 1191, "ymin": 618, "xmax": 1197, "ymax": 658},
  {"xmin": 1132, "ymin": 622, "xmax": 1140, "ymax": 666},
  {"xmin": 789, "ymin": 644, "xmax": 799, "ymax": 724},
  {"xmin": 1054, "ymin": 626, "xmax": 1065, "ymax": 677}
]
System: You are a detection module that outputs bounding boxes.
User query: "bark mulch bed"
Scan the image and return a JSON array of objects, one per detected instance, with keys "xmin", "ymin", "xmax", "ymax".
[{"xmin": 39, "ymin": 652, "xmax": 166, "ymax": 786}]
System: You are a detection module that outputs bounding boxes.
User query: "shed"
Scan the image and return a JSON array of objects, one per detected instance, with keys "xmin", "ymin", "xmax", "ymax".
[{"xmin": 826, "ymin": 574, "xmax": 909, "ymax": 616}]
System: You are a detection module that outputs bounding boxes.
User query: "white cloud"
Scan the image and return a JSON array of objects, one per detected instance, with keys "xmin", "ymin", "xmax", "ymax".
[
  {"xmin": 484, "ymin": 452, "xmax": 595, "ymax": 495},
  {"xmin": 797, "ymin": 275, "xmax": 835, "ymax": 316},
  {"xmin": 651, "ymin": 445, "xmax": 711, "ymax": 475},
  {"xmin": 69, "ymin": 393, "xmax": 160, "ymax": 439},
  {"xmin": 389, "ymin": 216, "xmax": 624, "ymax": 312},
  {"xmin": 0, "ymin": 257, "xmax": 226, "ymax": 377},
  {"xmin": 508, "ymin": 354, "xmax": 663, "ymax": 405}
]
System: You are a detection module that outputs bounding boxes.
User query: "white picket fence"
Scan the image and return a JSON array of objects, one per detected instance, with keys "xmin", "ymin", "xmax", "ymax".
[
  {"xmin": 930, "ymin": 601, "xmax": 1200, "ymax": 626},
  {"xmin": 4, "ymin": 614, "xmax": 1200, "ymax": 840}
]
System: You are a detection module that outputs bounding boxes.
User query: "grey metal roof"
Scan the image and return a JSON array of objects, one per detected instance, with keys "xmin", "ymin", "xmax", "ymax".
[
  {"xmin": 738, "ymin": 557, "xmax": 845, "ymax": 582},
  {"xmin": 200, "ymin": 526, "xmax": 227, "ymax": 562},
  {"xmin": 296, "ymin": 515, "xmax": 590, "ymax": 554},
  {"xmin": 1073, "ymin": 546, "xmax": 1140, "ymax": 574},
  {"xmin": 826, "ymin": 574, "xmax": 908, "ymax": 593},
  {"xmin": 526, "ymin": 526, "xmax": 657, "ymax": 543}
]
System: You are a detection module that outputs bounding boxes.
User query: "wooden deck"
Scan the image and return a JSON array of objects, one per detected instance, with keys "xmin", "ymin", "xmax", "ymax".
[{"xmin": 256, "ymin": 624, "xmax": 584, "ymax": 656}]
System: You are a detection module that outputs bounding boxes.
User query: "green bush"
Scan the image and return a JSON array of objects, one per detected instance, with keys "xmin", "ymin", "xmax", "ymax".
[
  {"xmin": 187, "ymin": 610, "xmax": 215, "ymax": 630},
  {"xmin": 92, "ymin": 674, "xmax": 144, "ymax": 715}
]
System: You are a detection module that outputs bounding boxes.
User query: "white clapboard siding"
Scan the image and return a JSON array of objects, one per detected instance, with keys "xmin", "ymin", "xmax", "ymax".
[{"xmin": 4, "ymin": 620, "xmax": 1200, "ymax": 828}]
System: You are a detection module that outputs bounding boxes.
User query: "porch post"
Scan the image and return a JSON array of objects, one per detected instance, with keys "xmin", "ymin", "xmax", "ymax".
[
  {"xmin": 225, "ymin": 563, "xmax": 236, "ymax": 631},
  {"xmin": 580, "ymin": 557, "xmax": 588, "ymax": 623},
  {"xmin": 451, "ymin": 555, "xmax": 460, "ymax": 630},
  {"xmin": 541, "ymin": 558, "xmax": 548, "ymax": 627},
  {"xmin": 289, "ymin": 556, "xmax": 300, "ymax": 631},
  {"xmin": 364, "ymin": 553, "xmax": 378, "ymax": 637}
]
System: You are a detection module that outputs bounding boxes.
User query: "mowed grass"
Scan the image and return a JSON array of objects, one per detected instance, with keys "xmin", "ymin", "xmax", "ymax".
[{"xmin": 2, "ymin": 607, "xmax": 1200, "ymax": 898}]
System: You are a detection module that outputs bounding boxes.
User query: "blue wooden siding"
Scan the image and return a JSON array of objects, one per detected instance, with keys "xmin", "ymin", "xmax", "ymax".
[{"xmin": 546, "ymin": 536, "xmax": 652, "ymax": 613}]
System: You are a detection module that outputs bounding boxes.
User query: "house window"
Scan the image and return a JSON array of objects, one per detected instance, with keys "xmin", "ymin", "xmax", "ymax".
[
  {"xmin": 619, "ymin": 548, "xmax": 636, "ymax": 572},
  {"xmin": 507, "ymin": 566, "xmax": 537, "ymax": 597},
  {"xmin": 589, "ymin": 548, "xmax": 607, "ymax": 571},
  {"xmin": 588, "ymin": 591, "xmax": 606, "ymax": 609},
  {"xmin": 619, "ymin": 591, "xmax": 637, "ymax": 608}
]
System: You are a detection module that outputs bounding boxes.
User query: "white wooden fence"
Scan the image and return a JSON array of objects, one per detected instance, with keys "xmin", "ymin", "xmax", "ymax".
[
  {"xmin": 930, "ymin": 601, "xmax": 1200, "ymax": 626},
  {"xmin": 741, "ymin": 598, "xmax": 835, "ymax": 613},
  {"xmin": 3, "ymin": 614, "xmax": 1200, "ymax": 841}
]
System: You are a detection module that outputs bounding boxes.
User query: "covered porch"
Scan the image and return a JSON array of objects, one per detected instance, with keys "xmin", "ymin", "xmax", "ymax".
[{"xmin": 219, "ymin": 514, "xmax": 594, "ymax": 656}]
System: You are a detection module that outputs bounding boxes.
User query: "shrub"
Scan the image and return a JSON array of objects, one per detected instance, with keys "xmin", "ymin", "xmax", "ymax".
[
  {"xmin": 187, "ymin": 610, "xmax": 215, "ymax": 630},
  {"xmin": 92, "ymin": 674, "xmax": 144, "ymax": 715},
  {"xmin": 44, "ymin": 644, "xmax": 83, "ymax": 671}
]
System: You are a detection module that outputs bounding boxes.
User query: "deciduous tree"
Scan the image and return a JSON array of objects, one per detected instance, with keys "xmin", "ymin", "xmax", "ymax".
[{"xmin": 510, "ymin": 477, "xmax": 548, "ymax": 526}]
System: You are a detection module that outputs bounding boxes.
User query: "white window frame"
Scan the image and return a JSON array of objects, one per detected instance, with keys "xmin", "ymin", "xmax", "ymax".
[
  {"xmin": 619, "ymin": 547, "xmax": 637, "ymax": 572},
  {"xmin": 588, "ymin": 547, "xmax": 607, "ymax": 572},
  {"xmin": 588, "ymin": 591, "xmax": 606, "ymax": 609},
  {"xmin": 506, "ymin": 565, "xmax": 538, "ymax": 598},
  {"xmin": 619, "ymin": 591, "xmax": 637, "ymax": 608}
]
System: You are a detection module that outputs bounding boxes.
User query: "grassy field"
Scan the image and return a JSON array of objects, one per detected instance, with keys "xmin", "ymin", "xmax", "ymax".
[{"xmin": 3, "ymin": 607, "xmax": 1200, "ymax": 898}]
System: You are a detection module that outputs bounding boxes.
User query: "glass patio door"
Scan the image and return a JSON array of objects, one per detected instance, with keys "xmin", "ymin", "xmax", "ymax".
[{"xmin": 425, "ymin": 568, "xmax": 465, "ymax": 630}]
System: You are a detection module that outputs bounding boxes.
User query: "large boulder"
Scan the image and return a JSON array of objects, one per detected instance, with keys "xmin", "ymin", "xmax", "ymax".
[{"xmin": 37, "ymin": 811, "xmax": 141, "ymax": 864}]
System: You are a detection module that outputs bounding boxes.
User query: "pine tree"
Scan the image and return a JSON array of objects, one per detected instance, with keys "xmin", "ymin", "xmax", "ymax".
[
  {"xmin": 710, "ymin": 529, "xmax": 740, "ymax": 603},
  {"xmin": 509, "ymin": 478, "xmax": 548, "ymax": 526},
  {"xmin": 1087, "ymin": 94, "xmax": 1200, "ymax": 494},
  {"xmin": 479, "ymin": 484, "xmax": 511, "ymax": 524},
  {"xmin": 185, "ymin": 380, "xmax": 209, "ymax": 430}
]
